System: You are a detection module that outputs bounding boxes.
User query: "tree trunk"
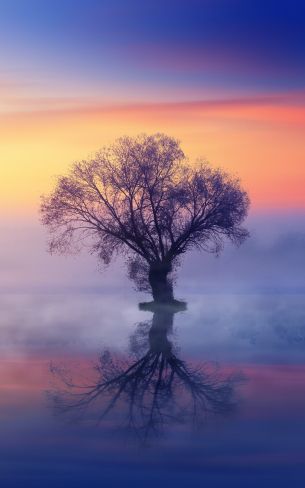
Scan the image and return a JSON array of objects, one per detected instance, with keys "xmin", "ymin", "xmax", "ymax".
[{"xmin": 148, "ymin": 262, "xmax": 174, "ymax": 303}]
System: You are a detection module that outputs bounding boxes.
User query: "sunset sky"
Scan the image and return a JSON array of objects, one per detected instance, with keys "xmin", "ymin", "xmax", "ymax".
[
  {"xmin": 1, "ymin": 0, "xmax": 305, "ymax": 216},
  {"xmin": 3, "ymin": 6, "xmax": 305, "ymax": 487}
]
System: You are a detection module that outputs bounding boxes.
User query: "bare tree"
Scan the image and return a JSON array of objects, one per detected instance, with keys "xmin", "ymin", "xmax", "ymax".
[
  {"xmin": 49, "ymin": 303, "xmax": 241, "ymax": 443},
  {"xmin": 40, "ymin": 133, "xmax": 250, "ymax": 301}
]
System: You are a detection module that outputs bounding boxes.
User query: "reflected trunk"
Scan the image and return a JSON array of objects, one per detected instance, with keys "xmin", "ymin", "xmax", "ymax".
[{"xmin": 148, "ymin": 305, "xmax": 174, "ymax": 355}]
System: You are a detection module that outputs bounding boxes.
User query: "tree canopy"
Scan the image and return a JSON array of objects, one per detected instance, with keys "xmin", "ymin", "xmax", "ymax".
[{"xmin": 40, "ymin": 133, "xmax": 250, "ymax": 297}]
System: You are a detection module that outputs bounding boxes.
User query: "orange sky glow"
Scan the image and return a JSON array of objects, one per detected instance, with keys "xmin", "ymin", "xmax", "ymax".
[{"xmin": 1, "ymin": 95, "xmax": 305, "ymax": 216}]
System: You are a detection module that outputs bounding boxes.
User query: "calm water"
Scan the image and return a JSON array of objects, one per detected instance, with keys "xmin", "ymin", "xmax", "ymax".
[{"xmin": 1, "ymin": 291, "xmax": 305, "ymax": 487}]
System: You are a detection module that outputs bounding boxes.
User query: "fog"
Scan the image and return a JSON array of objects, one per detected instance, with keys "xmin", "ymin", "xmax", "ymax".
[{"xmin": 1, "ymin": 212, "xmax": 305, "ymax": 294}]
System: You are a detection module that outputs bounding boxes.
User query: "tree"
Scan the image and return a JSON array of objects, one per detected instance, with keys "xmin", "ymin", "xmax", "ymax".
[{"xmin": 40, "ymin": 133, "xmax": 250, "ymax": 302}]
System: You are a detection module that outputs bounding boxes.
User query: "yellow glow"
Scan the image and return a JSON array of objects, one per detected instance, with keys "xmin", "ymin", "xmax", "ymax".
[{"xmin": 1, "ymin": 99, "xmax": 305, "ymax": 215}]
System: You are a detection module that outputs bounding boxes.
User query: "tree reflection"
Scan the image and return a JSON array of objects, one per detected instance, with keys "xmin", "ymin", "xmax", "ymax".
[{"xmin": 49, "ymin": 301, "xmax": 242, "ymax": 443}]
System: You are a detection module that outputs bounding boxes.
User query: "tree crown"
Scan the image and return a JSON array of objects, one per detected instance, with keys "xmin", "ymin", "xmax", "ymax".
[{"xmin": 40, "ymin": 133, "xmax": 250, "ymax": 268}]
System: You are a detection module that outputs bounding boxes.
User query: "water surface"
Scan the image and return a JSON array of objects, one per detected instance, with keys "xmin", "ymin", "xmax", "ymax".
[{"xmin": 1, "ymin": 291, "xmax": 305, "ymax": 487}]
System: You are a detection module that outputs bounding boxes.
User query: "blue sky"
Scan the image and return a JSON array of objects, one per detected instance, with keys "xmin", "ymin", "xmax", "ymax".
[{"xmin": 1, "ymin": 0, "xmax": 305, "ymax": 98}]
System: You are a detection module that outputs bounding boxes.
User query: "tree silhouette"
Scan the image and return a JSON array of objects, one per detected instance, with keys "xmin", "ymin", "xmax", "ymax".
[
  {"xmin": 48, "ymin": 302, "xmax": 242, "ymax": 443},
  {"xmin": 40, "ymin": 133, "xmax": 249, "ymax": 301}
]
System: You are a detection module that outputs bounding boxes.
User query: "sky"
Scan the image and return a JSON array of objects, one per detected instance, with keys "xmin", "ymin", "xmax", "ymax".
[
  {"xmin": 1, "ymin": 0, "xmax": 305, "ymax": 214},
  {"xmin": 0, "ymin": 0, "xmax": 305, "ymax": 291}
]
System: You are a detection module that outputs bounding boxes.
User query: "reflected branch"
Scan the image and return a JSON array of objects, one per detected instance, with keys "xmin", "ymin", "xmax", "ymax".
[{"xmin": 48, "ymin": 302, "xmax": 242, "ymax": 442}]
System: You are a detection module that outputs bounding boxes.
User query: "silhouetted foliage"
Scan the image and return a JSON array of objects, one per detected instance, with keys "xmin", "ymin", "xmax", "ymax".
[
  {"xmin": 40, "ymin": 133, "xmax": 250, "ymax": 301},
  {"xmin": 48, "ymin": 302, "xmax": 242, "ymax": 443}
]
